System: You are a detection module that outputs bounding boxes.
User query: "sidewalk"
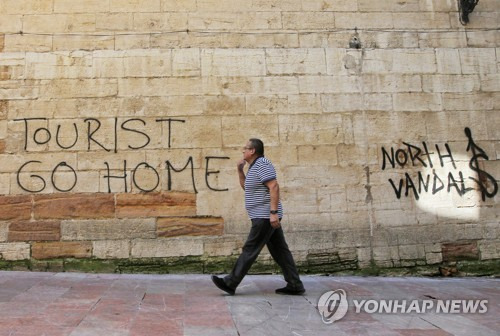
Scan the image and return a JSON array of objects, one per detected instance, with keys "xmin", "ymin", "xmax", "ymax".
[{"xmin": 0, "ymin": 271, "xmax": 498, "ymax": 336}]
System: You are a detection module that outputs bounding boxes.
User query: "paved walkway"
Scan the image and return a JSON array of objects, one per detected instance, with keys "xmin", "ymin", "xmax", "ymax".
[{"xmin": 0, "ymin": 271, "xmax": 498, "ymax": 336}]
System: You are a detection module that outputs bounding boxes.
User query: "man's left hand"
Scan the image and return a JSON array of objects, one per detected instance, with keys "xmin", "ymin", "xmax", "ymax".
[{"xmin": 270, "ymin": 214, "xmax": 280, "ymax": 228}]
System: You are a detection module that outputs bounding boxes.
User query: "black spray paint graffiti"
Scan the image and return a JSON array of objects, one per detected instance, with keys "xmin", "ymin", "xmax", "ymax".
[
  {"xmin": 381, "ymin": 128, "xmax": 498, "ymax": 201},
  {"xmin": 465, "ymin": 127, "xmax": 498, "ymax": 201},
  {"xmin": 14, "ymin": 118, "xmax": 230, "ymax": 193},
  {"xmin": 14, "ymin": 117, "xmax": 187, "ymax": 152}
]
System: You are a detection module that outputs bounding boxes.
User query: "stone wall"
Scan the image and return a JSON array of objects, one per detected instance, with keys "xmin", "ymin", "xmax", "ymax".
[{"xmin": 0, "ymin": 0, "xmax": 498, "ymax": 275}]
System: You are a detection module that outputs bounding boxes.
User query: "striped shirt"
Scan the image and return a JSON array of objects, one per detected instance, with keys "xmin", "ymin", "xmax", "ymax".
[{"xmin": 244, "ymin": 156, "xmax": 283, "ymax": 219}]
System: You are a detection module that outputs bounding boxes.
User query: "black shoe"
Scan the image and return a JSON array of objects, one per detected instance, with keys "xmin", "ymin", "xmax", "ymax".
[
  {"xmin": 275, "ymin": 286, "xmax": 305, "ymax": 295},
  {"xmin": 211, "ymin": 275, "xmax": 235, "ymax": 295}
]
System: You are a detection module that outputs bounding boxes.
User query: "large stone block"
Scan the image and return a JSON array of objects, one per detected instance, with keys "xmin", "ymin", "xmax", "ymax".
[
  {"xmin": 399, "ymin": 244, "xmax": 426, "ymax": 260},
  {"xmin": 116, "ymin": 192, "xmax": 196, "ymax": 218},
  {"xmin": 53, "ymin": 35, "xmax": 115, "ymax": 51},
  {"xmin": 133, "ymin": 13, "xmax": 188, "ymax": 31},
  {"xmin": 203, "ymin": 76, "xmax": 299, "ymax": 95},
  {"xmin": 8, "ymin": 220, "xmax": 61, "ymax": 241},
  {"xmin": 93, "ymin": 240, "xmax": 130, "ymax": 259},
  {"xmin": 54, "ymin": 0, "xmax": 107, "ymax": 13},
  {"xmin": 0, "ymin": 195, "xmax": 32, "ymax": 221},
  {"xmin": 202, "ymin": 95, "xmax": 246, "ymax": 116},
  {"xmin": 466, "ymin": 31, "xmax": 498, "ymax": 48},
  {"xmin": 172, "ymin": 49, "xmax": 201, "ymax": 77},
  {"xmin": 152, "ymin": 31, "xmax": 221, "ymax": 49},
  {"xmin": 282, "ymin": 12, "xmax": 335, "ymax": 30},
  {"xmin": 0, "ymin": 242, "xmax": 30, "ymax": 260},
  {"xmin": 287, "ymin": 94, "xmax": 321, "ymax": 114},
  {"xmin": 358, "ymin": 0, "xmax": 420, "ymax": 11},
  {"xmin": 188, "ymin": 12, "xmax": 239, "ymax": 30},
  {"xmin": 422, "ymin": 75, "xmax": 480, "ymax": 93},
  {"xmin": 391, "ymin": 49, "xmax": 437, "ymax": 74},
  {"xmin": 299, "ymin": 75, "xmax": 359, "ymax": 93},
  {"xmin": 375, "ymin": 209, "xmax": 418, "ymax": 227},
  {"xmin": 61, "ymin": 218, "xmax": 156, "ymax": 240},
  {"xmin": 109, "ymin": 0, "xmax": 160, "ymax": 12},
  {"xmin": 281, "ymin": 187, "xmax": 319, "ymax": 214},
  {"xmin": 201, "ymin": 49, "xmax": 266, "ymax": 77},
  {"xmin": 131, "ymin": 237, "xmax": 203, "ymax": 257},
  {"xmin": 23, "ymin": 14, "xmax": 96, "ymax": 34},
  {"xmin": 480, "ymin": 74, "xmax": 500, "ymax": 92},
  {"xmin": 393, "ymin": 93, "xmax": 442, "ymax": 111},
  {"xmin": 436, "ymin": 49, "xmax": 462, "ymax": 74},
  {"xmin": 297, "ymin": 145, "xmax": 338, "ymax": 166},
  {"xmin": 442, "ymin": 92, "xmax": 496, "ymax": 111},
  {"xmin": 361, "ymin": 74, "xmax": 422, "ymax": 93},
  {"xmin": 451, "ymin": 11, "xmax": 498, "ymax": 29},
  {"xmin": 479, "ymin": 240, "xmax": 500, "ymax": 260},
  {"xmin": 335, "ymin": 13, "xmax": 394, "ymax": 29},
  {"xmin": 419, "ymin": 0, "xmax": 457, "ymax": 11},
  {"xmin": 162, "ymin": 116, "xmax": 222, "ymax": 148},
  {"xmin": 161, "ymin": 0, "xmax": 196, "ymax": 11},
  {"xmin": 203, "ymin": 236, "xmax": 243, "ymax": 256},
  {"xmin": 4, "ymin": 34, "xmax": 52, "ymax": 53},
  {"xmin": 419, "ymin": 32, "xmax": 467, "ymax": 48},
  {"xmin": 0, "ymin": 16, "xmax": 22, "ymax": 34},
  {"xmin": 41, "ymin": 79, "xmax": 118, "ymax": 99},
  {"xmin": 459, "ymin": 48, "xmax": 497, "ymax": 75},
  {"xmin": 442, "ymin": 240, "xmax": 479, "ymax": 261},
  {"xmin": 222, "ymin": 115, "xmax": 279, "ymax": 147},
  {"xmin": 318, "ymin": 187, "xmax": 348, "ymax": 213},
  {"xmin": 394, "ymin": 12, "xmax": 450, "ymax": 29},
  {"xmin": 0, "ymin": 80, "xmax": 39, "ymax": 100},
  {"xmin": 372, "ymin": 246, "xmax": 400, "ymax": 262},
  {"xmin": 196, "ymin": 0, "xmax": 250, "ymax": 12},
  {"xmin": 284, "ymin": 165, "xmax": 362, "ymax": 188},
  {"xmin": 221, "ymin": 32, "xmax": 299, "ymax": 49},
  {"xmin": 32, "ymin": 241, "xmax": 92, "ymax": 259},
  {"xmin": 302, "ymin": 0, "xmax": 357, "ymax": 11},
  {"xmin": 239, "ymin": 12, "xmax": 284, "ymax": 30},
  {"xmin": 118, "ymin": 78, "xmax": 202, "ymax": 97},
  {"xmin": 0, "ymin": 0, "xmax": 53, "ymax": 14},
  {"xmin": 266, "ymin": 49, "xmax": 327, "ymax": 75},
  {"xmin": 278, "ymin": 114, "xmax": 345, "ymax": 145},
  {"xmin": 92, "ymin": 56, "xmax": 125, "ymax": 78},
  {"xmin": 321, "ymin": 93, "xmax": 393, "ymax": 112},
  {"xmin": 33, "ymin": 193, "xmax": 115, "ymax": 220},
  {"xmin": 157, "ymin": 216, "xmax": 223, "ymax": 237},
  {"xmin": 362, "ymin": 31, "xmax": 419, "ymax": 49},
  {"xmin": 96, "ymin": 13, "xmax": 134, "ymax": 31}
]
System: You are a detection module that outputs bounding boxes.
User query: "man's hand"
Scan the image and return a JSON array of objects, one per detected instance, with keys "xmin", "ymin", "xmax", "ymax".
[
  {"xmin": 270, "ymin": 213, "xmax": 280, "ymax": 228},
  {"xmin": 237, "ymin": 159, "xmax": 246, "ymax": 171},
  {"xmin": 237, "ymin": 160, "xmax": 246, "ymax": 190}
]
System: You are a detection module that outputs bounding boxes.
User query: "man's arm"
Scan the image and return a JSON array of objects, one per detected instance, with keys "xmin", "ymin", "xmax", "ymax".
[
  {"xmin": 264, "ymin": 179, "xmax": 281, "ymax": 228},
  {"xmin": 237, "ymin": 160, "xmax": 246, "ymax": 190}
]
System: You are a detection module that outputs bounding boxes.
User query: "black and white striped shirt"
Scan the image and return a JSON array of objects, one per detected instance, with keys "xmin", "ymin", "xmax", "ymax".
[{"xmin": 244, "ymin": 156, "xmax": 283, "ymax": 219}]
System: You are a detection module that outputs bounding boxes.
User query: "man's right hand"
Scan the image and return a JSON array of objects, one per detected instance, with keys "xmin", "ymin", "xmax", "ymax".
[{"xmin": 237, "ymin": 159, "xmax": 246, "ymax": 171}]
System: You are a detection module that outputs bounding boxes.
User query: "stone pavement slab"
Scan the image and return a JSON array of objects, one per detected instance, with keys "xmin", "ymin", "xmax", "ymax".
[{"xmin": 0, "ymin": 271, "xmax": 498, "ymax": 336}]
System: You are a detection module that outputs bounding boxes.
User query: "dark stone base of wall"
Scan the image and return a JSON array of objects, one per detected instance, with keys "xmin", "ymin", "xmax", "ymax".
[{"xmin": 0, "ymin": 257, "xmax": 498, "ymax": 277}]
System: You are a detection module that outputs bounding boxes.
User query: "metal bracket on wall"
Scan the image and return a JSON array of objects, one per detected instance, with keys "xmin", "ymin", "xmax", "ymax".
[{"xmin": 458, "ymin": 0, "xmax": 479, "ymax": 25}]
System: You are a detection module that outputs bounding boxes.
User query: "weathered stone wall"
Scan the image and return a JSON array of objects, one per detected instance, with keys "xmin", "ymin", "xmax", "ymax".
[{"xmin": 0, "ymin": 0, "xmax": 498, "ymax": 275}]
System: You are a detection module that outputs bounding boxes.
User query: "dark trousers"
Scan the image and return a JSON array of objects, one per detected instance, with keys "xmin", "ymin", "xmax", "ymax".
[{"xmin": 224, "ymin": 218, "xmax": 304, "ymax": 290}]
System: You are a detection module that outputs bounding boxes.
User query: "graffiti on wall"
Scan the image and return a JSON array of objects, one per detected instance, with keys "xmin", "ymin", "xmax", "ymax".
[
  {"xmin": 13, "ymin": 117, "xmax": 229, "ymax": 193},
  {"xmin": 381, "ymin": 128, "xmax": 498, "ymax": 201}
]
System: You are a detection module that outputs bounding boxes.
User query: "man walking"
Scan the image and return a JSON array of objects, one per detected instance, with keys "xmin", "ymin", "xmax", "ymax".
[{"xmin": 211, "ymin": 138, "xmax": 305, "ymax": 295}]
